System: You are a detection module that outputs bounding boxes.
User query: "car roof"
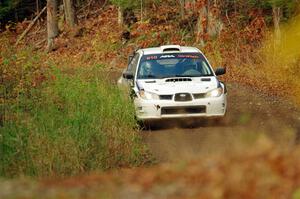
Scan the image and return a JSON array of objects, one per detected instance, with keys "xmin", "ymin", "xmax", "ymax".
[{"xmin": 138, "ymin": 45, "xmax": 202, "ymax": 55}]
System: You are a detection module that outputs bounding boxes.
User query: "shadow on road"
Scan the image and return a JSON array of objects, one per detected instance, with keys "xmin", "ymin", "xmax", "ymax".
[{"xmin": 140, "ymin": 117, "xmax": 233, "ymax": 131}]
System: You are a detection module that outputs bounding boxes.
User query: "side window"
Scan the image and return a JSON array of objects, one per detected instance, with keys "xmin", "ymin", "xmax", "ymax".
[{"xmin": 127, "ymin": 53, "xmax": 140, "ymax": 75}]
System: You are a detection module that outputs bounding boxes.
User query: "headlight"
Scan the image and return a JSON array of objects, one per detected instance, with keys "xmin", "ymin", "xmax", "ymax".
[
  {"xmin": 205, "ymin": 87, "xmax": 223, "ymax": 98},
  {"xmin": 139, "ymin": 90, "xmax": 159, "ymax": 100}
]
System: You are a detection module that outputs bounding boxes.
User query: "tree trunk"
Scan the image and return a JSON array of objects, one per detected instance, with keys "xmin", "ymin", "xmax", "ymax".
[
  {"xmin": 36, "ymin": 0, "xmax": 40, "ymax": 13},
  {"xmin": 272, "ymin": 6, "xmax": 281, "ymax": 42},
  {"xmin": 207, "ymin": 0, "xmax": 223, "ymax": 38},
  {"xmin": 63, "ymin": 0, "xmax": 77, "ymax": 27},
  {"xmin": 47, "ymin": 0, "xmax": 58, "ymax": 52},
  {"xmin": 118, "ymin": 7, "xmax": 124, "ymax": 25},
  {"xmin": 196, "ymin": 1, "xmax": 208, "ymax": 46},
  {"xmin": 141, "ymin": 0, "xmax": 144, "ymax": 21},
  {"xmin": 206, "ymin": 0, "xmax": 210, "ymax": 34},
  {"xmin": 179, "ymin": 0, "xmax": 185, "ymax": 19}
]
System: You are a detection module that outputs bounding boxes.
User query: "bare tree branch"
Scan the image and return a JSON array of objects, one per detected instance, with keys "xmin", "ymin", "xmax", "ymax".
[{"xmin": 15, "ymin": 6, "xmax": 46, "ymax": 47}]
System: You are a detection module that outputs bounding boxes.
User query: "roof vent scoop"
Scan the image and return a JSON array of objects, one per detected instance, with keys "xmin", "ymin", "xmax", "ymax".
[{"xmin": 161, "ymin": 45, "xmax": 181, "ymax": 52}]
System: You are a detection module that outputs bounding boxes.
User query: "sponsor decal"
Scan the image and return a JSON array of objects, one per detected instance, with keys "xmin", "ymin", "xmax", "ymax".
[
  {"xmin": 177, "ymin": 55, "xmax": 200, "ymax": 59},
  {"xmin": 146, "ymin": 56, "xmax": 158, "ymax": 60},
  {"xmin": 144, "ymin": 54, "xmax": 200, "ymax": 60},
  {"xmin": 160, "ymin": 55, "xmax": 176, "ymax": 58}
]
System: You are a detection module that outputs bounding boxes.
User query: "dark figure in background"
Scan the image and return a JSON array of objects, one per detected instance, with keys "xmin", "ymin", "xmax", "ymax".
[
  {"xmin": 120, "ymin": 9, "xmax": 137, "ymax": 44},
  {"xmin": 123, "ymin": 8, "xmax": 137, "ymax": 27}
]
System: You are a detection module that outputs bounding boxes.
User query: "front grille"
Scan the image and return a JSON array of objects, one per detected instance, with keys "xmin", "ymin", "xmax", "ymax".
[
  {"xmin": 174, "ymin": 93, "xmax": 192, "ymax": 101},
  {"xmin": 161, "ymin": 106, "xmax": 206, "ymax": 115},
  {"xmin": 193, "ymin": 93, "xmax": 206, "ymax": 99},
  {"xmin": 159, "ymin": 95, "xmax": 173, "ymax": 100}
]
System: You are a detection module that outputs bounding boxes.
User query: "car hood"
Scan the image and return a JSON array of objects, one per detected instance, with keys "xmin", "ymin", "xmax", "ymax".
[{"xmin": 136, "ymin": 77, "xmax": 219, "ymax": 94}]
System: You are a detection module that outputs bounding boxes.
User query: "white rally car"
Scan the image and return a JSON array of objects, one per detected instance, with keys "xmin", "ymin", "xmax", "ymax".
[{"xmin": 118, "ymin": 45, "xmax": 227, "ymax": 121}]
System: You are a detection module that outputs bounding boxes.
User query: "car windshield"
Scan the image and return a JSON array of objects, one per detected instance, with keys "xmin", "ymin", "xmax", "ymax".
[{"xmin": 137, "ymin": 53, "xmax": 214, "ymax": 79}]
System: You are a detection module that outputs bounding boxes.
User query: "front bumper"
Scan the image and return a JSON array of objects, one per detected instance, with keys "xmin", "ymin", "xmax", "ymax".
[{"xmin": 134, "ymin": 95, "xmax": 227, "ymax": 120}]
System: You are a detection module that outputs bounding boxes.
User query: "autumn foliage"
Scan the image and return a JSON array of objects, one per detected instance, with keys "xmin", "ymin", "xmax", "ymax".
[{"xmin": 1, "ymin": 0, "xmax": 300, "ymax": 186}]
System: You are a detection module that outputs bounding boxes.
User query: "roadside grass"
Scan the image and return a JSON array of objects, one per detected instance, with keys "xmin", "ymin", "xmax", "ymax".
[{"xmin": 0, "ymin": 65, "xmax": 151, "ymax": 178}]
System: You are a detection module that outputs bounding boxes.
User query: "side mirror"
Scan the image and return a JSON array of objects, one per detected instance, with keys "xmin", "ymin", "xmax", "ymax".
[
  {"xmin": 123, "ymin": 71, "xmax": 134, "ymax": 79},
  {"xmin": 128, "ymin": 55, "xmax": 134, "ymax": 65},
  {"xmin": 215, "ymin": 67, "xmax": 226, "ymax": 76}
]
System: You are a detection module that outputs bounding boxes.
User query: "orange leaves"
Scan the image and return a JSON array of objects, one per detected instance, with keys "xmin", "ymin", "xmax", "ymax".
[
  {"xmin": 31, "ymin": 142, "xmax": 300, "ymax": 199},
  {"xmin": 131, "ymin": 22, "xmax": 152, "ymax": 38},
  {"xmin": 185, "ymin": 2, "xmax": 194, "ymax": 10},
  {"xmin": 130, "ymin": 10, "xmax": 181, "ymax": 48},
  {"xmin": 195, "ymin": 0, "xmax": 207, "ymax": 9},
  {"xmin": 211, "ymin": 5, "xmax": 220, "ymax": 17},
  {"xmin": 246, "ymin": 16, "xmax": 266, "ymax": 42}
]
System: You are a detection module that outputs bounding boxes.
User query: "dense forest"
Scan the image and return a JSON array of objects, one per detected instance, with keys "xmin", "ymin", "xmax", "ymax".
[{"xmin": 1, "ymin": 0, "xmax": 299, "ymax": 48}]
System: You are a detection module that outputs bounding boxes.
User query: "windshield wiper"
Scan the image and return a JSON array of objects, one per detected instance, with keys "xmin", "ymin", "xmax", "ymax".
[
  {"xmin": 175, "ymin": 75, "xmax": 199, "ymax": 77},
  {"xmin": 160, "ymin": 75, "xmax": 193, "ymax": 78},
  {"xmin": 143, "ymin": 75, "xmax": 157, "ymax": 79},
  {"xmin": 160, "ymin": 74, "xmax": 214, "ymax": 79},
  {"xmin": 199, "ymin": 74, "xmax": 214, "ymax": 77},
  {"xmin": 162, "ymin": 75, "xmax": 210, "ymax": 78}
]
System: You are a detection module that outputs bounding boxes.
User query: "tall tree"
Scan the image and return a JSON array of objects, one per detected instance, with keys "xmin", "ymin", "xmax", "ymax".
[
  {"xmin": 267, "ymin": 0, "xmax": 298, "ymax": 41},
  {"xmin": 272, "ymin": 5, "xmax": 281, "ymax": 40},
  {"xmin": 117, "ymin": 6, "xmax": 124, "ymax": 25},
  {"xmin": 179, "ymin": 0, "xmax": 185, "ymax": 19},
  {"xmin": 47, "ymin": 0, "xmax": 58, "ymax": 52},
  {"xmin": 63, "ymin": 0, "xmax": 77, "ymax": 27},
  {"xmin": 196, "ymin": 0, "xmax": 209, "ymax": 45}
]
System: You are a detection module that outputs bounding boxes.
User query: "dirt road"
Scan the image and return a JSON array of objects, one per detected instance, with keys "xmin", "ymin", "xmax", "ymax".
[{"xmin": 142, "ymin": 83, "xmax": 300, "ymax": 162}]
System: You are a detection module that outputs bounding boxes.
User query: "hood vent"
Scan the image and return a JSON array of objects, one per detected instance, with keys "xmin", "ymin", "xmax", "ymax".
[
  {"xmin": 201, "ymin": 78, "xmax": 211, "ymax": 82},
  {"xmin": 166, "ymin": 78, "xmax": 192, "ymax": 82},
  {"xmin": 145, "ymin": 80, "xmax": 156, "ymax": 83},
  {"xmin": 161, "ymin": 45, "xmax": 181, "ymax": 52}
]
